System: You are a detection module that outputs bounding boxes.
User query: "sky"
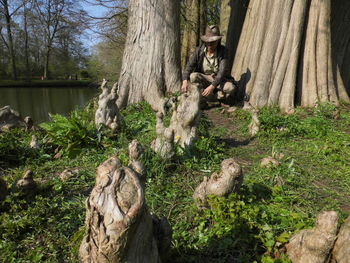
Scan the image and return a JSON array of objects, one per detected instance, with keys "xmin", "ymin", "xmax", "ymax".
[{"xmin": 80, "ymin": 1, "xmax": 109, "ymax": 51}]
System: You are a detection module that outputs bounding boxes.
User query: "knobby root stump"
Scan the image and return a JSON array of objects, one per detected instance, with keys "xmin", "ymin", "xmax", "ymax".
[
  {"xmin": 151, "ymin": 83, "xmax": 201, "ymax": 158},
  {"xmin": 331, "ymin": 215, "xmax": 350, "ymax": 263},
  {"xmin": 16, "ymin": 170, "xmax": 37, "ymax": 193},
  {"xmin": 0, "ymin": 105, "xmax": 25, "ymax": 130},
  {"xmin": 79, "ymin": 155, "xmax": 171, "ymax": 263},
  {"xmin": 248, "ymin": 108, "xmax": 260, "ymax": 137},
  {"xmin": 95, "ymin": 79, "xmax": 123, "ymax": 132},
  {"xmin": 30, "ymin": 135, "xmax": 39, "ymax": 149},
  {"xmin": 128, "ymin": 139, "xmax": 145, "ymax": 177},
  {"xmin": 193, "ymin": 158, "xmax": 243, "ymax": 208},
  {"xmin": 260, "ymin": 157, "xmax": 280, "ymax": 168},
  {"xmin": 169, "ymin": 83, "xmax": 201, "ymax": 148},
  {"xmin": 286, "ymin": 211, "xmax": 338, "ymax": 263},
  {"xmin": 151, "ymin": 112, "xmax": 175, "ymax": 159}
]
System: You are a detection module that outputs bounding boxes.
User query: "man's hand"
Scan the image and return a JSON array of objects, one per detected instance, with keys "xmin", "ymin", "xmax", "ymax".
[
  {"xmin": 181, "ymin": 80, "xmax": 189, "ymax": 93},
  {"xmin": 202, "ymin": 85, "xmax": 215, "ymax": 97}
]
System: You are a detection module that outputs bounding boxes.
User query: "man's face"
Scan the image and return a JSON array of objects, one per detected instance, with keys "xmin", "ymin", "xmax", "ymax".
[{"xmin": 206, "ymin": 40, "xmax": 218, "ymax": 52}]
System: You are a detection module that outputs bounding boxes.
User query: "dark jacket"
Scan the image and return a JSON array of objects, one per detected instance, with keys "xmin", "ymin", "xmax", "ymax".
[{"xmin": 182, "ymin": 44, "xmax": 231, "ymax": 87}]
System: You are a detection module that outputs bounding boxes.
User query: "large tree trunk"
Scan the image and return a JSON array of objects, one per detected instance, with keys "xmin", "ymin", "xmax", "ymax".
[
  {"xmin": 180, "ymin": 0, "xmax": 207, "ymax": 69},
  {"xmin": 219, "ymin": 0, "xmax": 249, "ymax": 71},
  {"xmin": 228, "ymin": 0, "xmax": 350, "ymax": 111},
  {"xmin": 116, "ymin": 0, "xmax": 181, "ymax": 113}
]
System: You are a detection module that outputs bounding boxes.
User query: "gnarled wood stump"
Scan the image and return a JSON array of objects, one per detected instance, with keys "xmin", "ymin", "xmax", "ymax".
[
  {"xmin": 128, "ymin": 140, "xmax": 145, "ymax": 177},
  {"xmin": 248, "ymin": 108, "xmax": 260, "ymax": 137},
  {"xmin": 169, "ymin": 83, "xmax": 201, "ymax": 148},
  {"xmin": 151, "ymin": 83, "xmax": 201, "ymax": 158},
  {"xmin": 151, "ymin": 112, "xmax": 175, "ymax": 159},
  {"xmin": 17, "ymin": 170, "xmax": 37, "ymax": 193},
  {"xmin": 79, "ymin": 155, "xmax": 171, "ymax": 263},
  {"xmin": 286, "ymin": 211, "xmax": 338, "ymax": 263},
  {"xmin": 0, "ymin": 105, "xmax": 25, "ymax": 130},
  {"xmin": 193, "ymin": 158, "xmax": 243, "ymax": 208},
  {"xmin": 95, "ymin": 79, "xmax": 123, "ymax": 132},
  {"xmin": 331, "ymin": 215, "xmax": 350, "ymax": 263}
]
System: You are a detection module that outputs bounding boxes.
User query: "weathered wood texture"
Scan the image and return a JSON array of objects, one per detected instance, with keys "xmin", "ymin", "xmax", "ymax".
[
  {"xmin": 227, "ymin": 0, "xmax": 350, "ymax": 111},
  {"xmin": 79, "ymin": 154, "xmax": 171, "ymax": 263},
  {"xmin": 0, "ymin": 106, "xmax": 25, "ymax": 130},
  {"xmin": 95, "ymin": 79, "xmax": 123, "ymax": 132},
  {"xmin": 331, "ymin": 216, "xmax": 350, "ymax": 263},
  {"xmin": 286, "ymin": 211, "xmax": 338, "ymax": 263},
  {"xmin": 193, "ymin": 158, "xmax": 243, "ymax": 208},
  {"xmin": 151, "ymin": 83, "xmax": 201, "ymax": 158},
  {"xmin": 116, "ymin": 0, "xmax": 181, "ymax": 113}
]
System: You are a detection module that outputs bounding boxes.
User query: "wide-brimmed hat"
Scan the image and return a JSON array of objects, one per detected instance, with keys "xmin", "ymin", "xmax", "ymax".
[{"xmin": 200, "ymin": 25, "xmax": 223, "ymax": 42}]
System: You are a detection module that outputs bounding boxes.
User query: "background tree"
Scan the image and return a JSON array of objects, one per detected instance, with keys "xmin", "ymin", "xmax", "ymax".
[
  {"xmin": 0, "ymin": 0, "xmax": 88, "ymax": 80},
  {"xmin": 87, "ymin": 40, "xmax": 124, "ymax": 81},
  {"xmin": 83, "ymin": 0, "xmax": 128, "ymax": 81},
  {"xmin": 0, "ymin": 0, "xmax": 26, "ymax": 80},
  {"xmin": 224, "ymin": 0, "xmax": 350, "ymax": 111},
  {"xmin": 116, "ymin": 0, "xmax": 181, "ymax": 113},
  {"xmin": 180, "ymin": 0, "xmax": 207, "ymax": 69},
  {"xmin": 32, "ymin": 0, "xmax": 87, "ymax": 79}
]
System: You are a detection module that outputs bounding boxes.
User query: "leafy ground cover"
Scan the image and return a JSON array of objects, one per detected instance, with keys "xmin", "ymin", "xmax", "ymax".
[{"xmin": 0, "ymin": 101, "xmax": 349, "ymax": 263}]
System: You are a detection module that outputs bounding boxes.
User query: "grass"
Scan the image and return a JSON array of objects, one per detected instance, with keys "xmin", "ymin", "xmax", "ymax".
[
  {"xmin": 0, "ymin": 80, "xmax": 94, "ymax": 88},
  {"xmin": 0, "ymin": 101, "xmax": 349, "ymax": 262}
]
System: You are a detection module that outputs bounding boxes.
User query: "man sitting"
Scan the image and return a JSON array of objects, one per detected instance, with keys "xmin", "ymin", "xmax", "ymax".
[{"xmin": 181, "ymin": 25, "xmax": 237, "ymax": 108}]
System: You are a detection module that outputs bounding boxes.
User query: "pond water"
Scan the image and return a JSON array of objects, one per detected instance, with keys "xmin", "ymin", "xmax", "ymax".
[{"xmin": 0, "ymin": 87, "xmax": 99, "ymax": 123}]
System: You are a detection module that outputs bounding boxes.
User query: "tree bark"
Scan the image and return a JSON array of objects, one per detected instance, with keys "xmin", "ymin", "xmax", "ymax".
[
  {"xmin": 219, "ymin": 0, "xmax": 249, "ymax": 71},
  {"xmin": 116, "ymin": 0, "xmax": 182, "ymax": 113},
  {"xmin": 95, "ymin": 79, "xmax": 123, "ymax": 132},
  {"xmin": 286, "ymin": 211, "xmax": 338, "ymax": 263},
  {"xmin": 230, "ymin": 0, "xmax": 350, "ymax": 111},
  {"xmin": 331, "ymin": 215, "xmax": 350, "ymax": 263},
  {"xmin": 80, "ymin": 155, "xmax": 172, "ymax": 263},
  {"xmin": 180, "ymin": 0, "xmax": 207, "ymax": 70}
]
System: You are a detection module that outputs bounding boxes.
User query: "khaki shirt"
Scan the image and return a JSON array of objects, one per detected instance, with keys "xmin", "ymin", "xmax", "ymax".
[{"xmin": 202, "ymin": 48, "xmax": 219, "ymax": 75}]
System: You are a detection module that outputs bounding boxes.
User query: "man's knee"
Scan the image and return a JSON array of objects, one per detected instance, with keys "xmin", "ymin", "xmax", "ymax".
[{"xmin": 190, "ymin": 72, "xmax": 201, "ymax": 83}]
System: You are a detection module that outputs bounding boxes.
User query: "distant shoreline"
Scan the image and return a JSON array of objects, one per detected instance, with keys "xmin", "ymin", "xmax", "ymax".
[{"xmin": 0, "ymin": 80, "xmax": 99, "ymax": 88}]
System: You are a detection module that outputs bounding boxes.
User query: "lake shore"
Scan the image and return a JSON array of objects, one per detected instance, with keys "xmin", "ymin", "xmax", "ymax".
[{"xmin": 0, "ymin": 80, "xmax": 99, "ymax": 88}]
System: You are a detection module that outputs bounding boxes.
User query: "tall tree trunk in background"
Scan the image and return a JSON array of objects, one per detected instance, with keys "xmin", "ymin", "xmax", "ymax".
[
  {"xmin": 330, "ymin": 0, "xmax": 350, "ymax": 97},
  {"xmin": 219, "ymin": 0, "xmax": 249, "ymax": 71},
  {"xmin": 116, "ymin": 0, "xmax": 181, "ymax": 113},
  {"xmin": 2, "ymin": 0, "xmax": 17, "ymax": 80},
  {"xmin": 181, "ymin": 0, "xmax": 207, "ymax": 69},
  {"xmin": 44, "ymin": 47, "xmax": 51, "ymax": 79},
  {"xmin": 230, "ymin": 0, "xmax": 350, "ymax": 111},
  {"xmin": 23, "ymin": 4, "xmax": 30, "ymax": 81}
]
